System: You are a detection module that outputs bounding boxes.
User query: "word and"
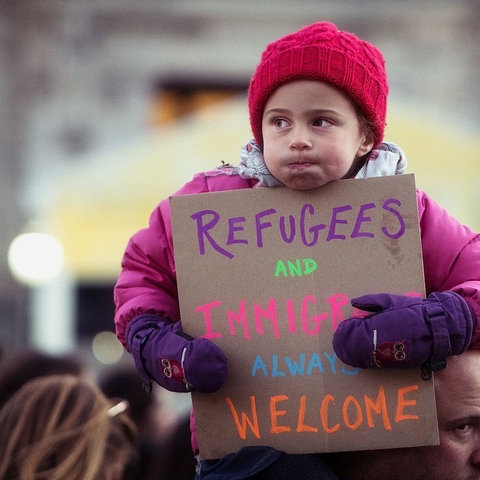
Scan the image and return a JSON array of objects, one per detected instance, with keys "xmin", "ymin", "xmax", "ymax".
[
  {"xmin": 191, "ymin": 199, "xmax": 406, "ymax": 258},
  {"xmin": 226, "ymin": 384, "xmax": 419, "ymax": 440},
  {"xmin": 275, "ymin": 258, "xmax": 317, "ymax": 277},
  {"xmin": 251, "ymin": 352, "xmax": 359, "ymax": 378}
]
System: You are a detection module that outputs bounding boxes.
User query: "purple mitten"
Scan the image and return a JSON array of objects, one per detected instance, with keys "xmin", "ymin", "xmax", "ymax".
[
  {"xmin": 127, "ymin": 314, "xmax": 228, "ymax": 393},
  {"xmin": 332, "ymin": 291, "xmax": 475, "ymax": 370}
]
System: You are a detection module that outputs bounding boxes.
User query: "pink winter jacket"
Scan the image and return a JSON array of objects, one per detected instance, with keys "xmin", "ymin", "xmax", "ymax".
[{"xmin": 114, "ymin": 168, "xmax": 480, "ymax": 451}]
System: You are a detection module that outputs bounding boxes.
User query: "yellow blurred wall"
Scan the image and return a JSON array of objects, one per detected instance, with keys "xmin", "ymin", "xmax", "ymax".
[{"xmin": 50, "ymin": 97, "xmax": 480, "ymax": 281}]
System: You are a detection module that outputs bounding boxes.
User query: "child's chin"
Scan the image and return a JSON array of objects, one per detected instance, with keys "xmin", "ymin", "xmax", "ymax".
[{"xmin": 287, "ymin": 177, "xmax": 329, "ymax": 190}]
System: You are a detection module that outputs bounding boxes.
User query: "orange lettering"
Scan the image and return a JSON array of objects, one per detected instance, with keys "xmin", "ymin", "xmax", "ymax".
[
  {"xmin": 296, "ymin": 395, "xmax": 318, "ymax": 432},
  {"xmin": 395, "ymin": 384, "xmax": 419, "ymax": 422},
  {"xmin": 364, "ymin": 386, "xmax": 392, "ymax": 430},
  {"xmin": 270, "ymin": 395, "xmax": 291, "ymax": 434},
  {"xmin": 225, "ymin": 396, "xmax": 260, "ymax": 439},
  {"xmin": 320, "ymin": 394, "xmax": 340, "ymax": 433},
  {"xmin": 343, "ymin": 395, "xmax": 363, "ymax": 430}
]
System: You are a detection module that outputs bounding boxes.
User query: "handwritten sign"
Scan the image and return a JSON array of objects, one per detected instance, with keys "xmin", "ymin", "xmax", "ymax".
[{"xmin": 170, "ymin": 174, "xmax": 439, "ymax": 459}]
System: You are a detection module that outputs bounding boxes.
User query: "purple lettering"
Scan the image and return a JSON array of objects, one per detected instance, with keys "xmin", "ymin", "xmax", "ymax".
[
  {"xmin": 381, "ymin": 198, "xmax": 406, "ymax": 239},
  {"xmin": 279, "ymin": 215, "xmax": 296, "ymax": 243},
  {"xmin": 300, "ymin": 204, "xmax": 326, "ymax": 247},
  {"xmin": 191, "ymin": 210, "xmax": 234, "ymax": 259},
  {"xmin": 327, "ymin": 205, "xmax": 352, "ymax": 241},
  {"xmin": 227, "ymin": 216, "xmax": 248, "ymax": 246},
  {"xmin": 255, "ymin": 209, "xmax": 276, "ymax": 247},
  {"xmin": 351, "ymin": 203, "xmax": 375, "ymax": 238}
]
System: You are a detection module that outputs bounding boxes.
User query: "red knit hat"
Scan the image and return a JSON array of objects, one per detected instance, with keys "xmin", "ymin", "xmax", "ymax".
[{"xmin": 248, "ymin": 22, "xmax": 388, "ymax": 148}]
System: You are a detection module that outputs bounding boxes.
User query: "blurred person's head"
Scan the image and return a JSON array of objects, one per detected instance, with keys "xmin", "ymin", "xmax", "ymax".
[
  {"xmin": 0, "ymin": 374, "xmax": 137, "ymax": 480},
  {"xmin": 0, "ymin": 348, "xmax": 86, "ymax": 409},
  {"xmin": 100, "ymin": 364, "xmax": 156, "ymax": 432}
]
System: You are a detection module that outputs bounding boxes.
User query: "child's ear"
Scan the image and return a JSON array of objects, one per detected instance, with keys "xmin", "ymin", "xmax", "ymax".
[{"xmin": 356, "ymin": 132, "xmax": 375, "ymax": 158}]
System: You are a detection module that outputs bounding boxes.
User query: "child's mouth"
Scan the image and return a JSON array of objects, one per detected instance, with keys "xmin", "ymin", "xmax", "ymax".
[{"xmin": 289, "ymin": 161, "xmax": 314, "ymax": 169}]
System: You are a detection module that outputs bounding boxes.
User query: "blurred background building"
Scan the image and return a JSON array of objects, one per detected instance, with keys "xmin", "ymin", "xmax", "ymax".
[{"xmin": 1, "ymin": 0, "xmax": 480, "ymax": 370}]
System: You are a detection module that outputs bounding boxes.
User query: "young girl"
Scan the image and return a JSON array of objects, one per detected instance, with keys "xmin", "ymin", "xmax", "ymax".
[{"xmin": 114, "ymin": 22, "xmax": 480, "ymax": 478}]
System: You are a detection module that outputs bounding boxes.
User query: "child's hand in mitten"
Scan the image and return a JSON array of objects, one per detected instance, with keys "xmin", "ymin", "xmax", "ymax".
[
  {"xmin": 332, "ymin": 292, "xmax": 475, "ymax": 370},
  {"xmin": 127, "ymin": 314, "xmax": 227, "ymax": 393}
]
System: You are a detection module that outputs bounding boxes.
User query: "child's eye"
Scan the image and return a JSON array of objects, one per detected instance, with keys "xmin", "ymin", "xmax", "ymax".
[
  {"xmin": 313, "ymin": 118, "xmax": 333, "ymax": 127},
  {"xmin": 273, "ymin": 117, "xmax": 289, "ymax": 128}
]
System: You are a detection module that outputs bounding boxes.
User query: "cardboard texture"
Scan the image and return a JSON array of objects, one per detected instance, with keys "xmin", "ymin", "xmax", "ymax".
[{"xmin": 170, "ymin": 174, "xmax": 439, "ymax": 459}]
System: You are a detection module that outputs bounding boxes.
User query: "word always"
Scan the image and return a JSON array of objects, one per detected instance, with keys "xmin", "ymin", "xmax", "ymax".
[{"xmin": 251, "ymin": 352, "xmax": 359, "ymax": 377}]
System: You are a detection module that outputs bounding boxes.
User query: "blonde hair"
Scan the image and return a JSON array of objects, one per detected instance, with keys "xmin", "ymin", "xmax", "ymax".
[{"xmin": 0, "ymin": 375, "xmax": 137, "ymax": 480}]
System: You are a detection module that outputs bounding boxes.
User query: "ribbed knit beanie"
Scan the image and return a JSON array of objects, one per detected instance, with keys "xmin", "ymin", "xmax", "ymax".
[{"xmin": 248, "ymin": 22, "xmax": 388, "ymax": 148}]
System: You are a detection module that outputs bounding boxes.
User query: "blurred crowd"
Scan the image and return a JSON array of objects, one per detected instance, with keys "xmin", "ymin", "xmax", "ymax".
[{"xmin": 0, "ymin": 344, "xmax": 196, "ymax": 480}]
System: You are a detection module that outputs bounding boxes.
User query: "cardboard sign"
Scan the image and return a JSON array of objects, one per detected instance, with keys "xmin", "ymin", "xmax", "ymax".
[{"xmin": 170, "ymin": 174, "xmax": 439, "ymax": 459}]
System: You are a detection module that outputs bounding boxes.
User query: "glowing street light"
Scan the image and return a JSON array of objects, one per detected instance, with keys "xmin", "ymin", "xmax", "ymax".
[{"xmin": 8, "ymin": 232, "xmax": 65, "ymax": 287}]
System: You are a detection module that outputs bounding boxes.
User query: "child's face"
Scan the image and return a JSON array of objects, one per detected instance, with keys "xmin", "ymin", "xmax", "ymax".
[{"xmin": 261, "ymin": 79, "xmax": 374, "ymax": 190}]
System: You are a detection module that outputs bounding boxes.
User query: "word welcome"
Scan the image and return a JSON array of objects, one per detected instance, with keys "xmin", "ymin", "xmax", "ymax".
[
  {"xmin": 226, "ymin": 384, "xmax": 419, "ymax": 440},
  {"xmin": 191, "ymin": 199, "xmax": 406, "ymax": 258}
]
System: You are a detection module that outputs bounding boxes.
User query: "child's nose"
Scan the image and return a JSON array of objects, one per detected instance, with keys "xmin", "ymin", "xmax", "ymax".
[{"xmin": 289, "ymin": 125, "xmax": 313, "ymax": 150}]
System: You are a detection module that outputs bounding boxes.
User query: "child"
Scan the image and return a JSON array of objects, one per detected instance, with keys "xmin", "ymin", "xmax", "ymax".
[{"xmin": 114, "ymin": 22, "xmax": 480, "ymax": 478}]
